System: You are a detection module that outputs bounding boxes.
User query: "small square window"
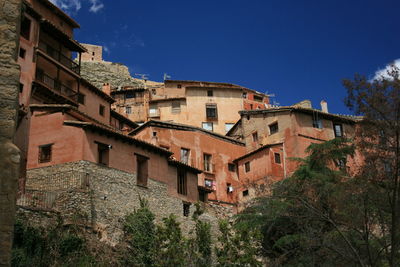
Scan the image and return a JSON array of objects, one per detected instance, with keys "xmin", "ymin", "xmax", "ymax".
[
  {"xmin": 245, "ymin": 161, "xmax": 250, "ymax": 172},
  {"xmin": 252, "ymin": 132, "xmax": 258, "ymax": 142},
  {"xmin": 39, "ymin": 144, "xmax": 52, "ymax": 163},
  {"xmin": 77, "ymin": 93, "xmax": 85, "ymax": 105},
  {"xmin": 206, "ymin": 104, "xmax": 217, "ymax": 119},
  {"xmin": 274, "ymin": 153, "xmax": 281, "ymax": 164},
  {"xmin": 152, "ymin": 131, "xmax": 157, "ymax": 137},
  {"xmin": 126, "ymin": 106, "xmax": 132, "ymax": 114},
  {"xmin": 205, "ymin": 179, "xmax": 213, "ymax": 188},
  {"xmin": 207, "ymin": 90, "xmax": 213, "ymax": 97},
  {"xmin": 19, "ymin": 48, "xmax": 26, "ymax": 59},
  {"xmin": 334, "ymin": 123, "xmax": 343, "ymax": 137},
  {"xmin": 203, "ymin": 153, "xmax": 212, "ymax": 172},
  {"xmin": 177, "ymin": 84, "xmax": 182, "ymax": 88},
  {"xmin": 227, "ymin": 183, "xmax": 233, "ymax": 193},
  {"xmin": 269, "ymin": 122, "xmax": 279, "ymax": 135},
  {"xmin": 228, "ymin": 163, "xmax": 236, "ymax": 172},
  {"xmin": 99, "ymin": 105, "xmax": 105, "ymax": 116},
  {"xmin": 202, "ymin": 122, "xmax": 213, "ymax": 131},
  {"xmin": 183, "ymin": 203, "xmax": 190, "ymax": 217},
  {"xmin": 243, "ymin": 189, "xmax": 249, "ymax": 197}
]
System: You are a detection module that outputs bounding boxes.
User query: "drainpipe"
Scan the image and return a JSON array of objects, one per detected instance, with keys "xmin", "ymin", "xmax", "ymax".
[{"xmin": 282, "ymin": 142, "xmax": 287, "ymax": 178}]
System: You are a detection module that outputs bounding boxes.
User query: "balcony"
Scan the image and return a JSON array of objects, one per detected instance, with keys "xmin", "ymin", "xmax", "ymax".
[
  {"xmin": 38, "ymin": 41, "xmax": 80, "ymax": 74},
  {"xmin": 35, "ymin": 71, "xmax": 77, "ymax": 102}
]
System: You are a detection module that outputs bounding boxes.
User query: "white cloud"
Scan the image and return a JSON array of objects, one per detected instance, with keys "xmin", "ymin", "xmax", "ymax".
[
  {"xmin": 373, "ymin": 59, "xmax": 400, "ymax": 81},
  {"xmin": 89, "ymin": 0, "xmax": 104, "ymax": 13},
  {"xmin": 50, "ymin": 0, "xmax": 81, "ymax": 13},
  {"xmin": 50, "ymin": 0, "xmax": 104, "ymax": 14}
]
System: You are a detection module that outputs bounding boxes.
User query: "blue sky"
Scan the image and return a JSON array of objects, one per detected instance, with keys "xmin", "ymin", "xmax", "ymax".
[{"xmin": 52, "ymin": 0, "xmax": 400, "ymax": 114}]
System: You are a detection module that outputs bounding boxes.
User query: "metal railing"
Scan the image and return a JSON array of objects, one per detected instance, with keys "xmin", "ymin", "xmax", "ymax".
[
  {"xmin": 38, "ymin": 41, "xmax": 80, "ymax": 74},
  {"xmin": 36, "ymin": 70, "xmax": 78, "ymax": 102},
  {"xmin": 18, "ymin": 170, "xmax": 89, "ymax": 210}
]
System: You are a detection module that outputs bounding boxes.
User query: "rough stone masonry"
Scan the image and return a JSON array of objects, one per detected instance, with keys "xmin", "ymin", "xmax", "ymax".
[{"xmin": 0, "ymin": 0, "xmax": 22, "ymax": 266}]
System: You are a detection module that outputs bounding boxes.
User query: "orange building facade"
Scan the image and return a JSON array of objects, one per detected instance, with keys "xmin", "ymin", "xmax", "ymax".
[{"xmin": 131, "ymin": 120, "xmax": 247, "ymax": 205}]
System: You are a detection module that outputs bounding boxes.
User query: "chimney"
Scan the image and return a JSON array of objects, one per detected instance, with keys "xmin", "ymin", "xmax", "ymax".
[
  {"xmin": 320, "ymin": 100, "xmax": 328, "ymax": 113},
  {"xmin": 102, "ymin": 83, "xmax": 111, "ymax": 95}
]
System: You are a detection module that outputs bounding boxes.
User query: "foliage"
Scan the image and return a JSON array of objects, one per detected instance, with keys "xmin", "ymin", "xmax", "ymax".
[
  {"xmin": 343, "ymin": 66, "xmax": 400, "ymax": 267},
  {"xmin": 215, "ymin": 219, "xmax": 262, "ymax": 266},
  {"xmin": 123, "ymin": 197, "xmax": 156, "ymax": 266},
  {"xmin": 11, "ymin": 218, "xmax": 96, "ymax": 267},
  {"xmin": 236, "ymin": 138, "xmax": 366, "ymax": 266}
]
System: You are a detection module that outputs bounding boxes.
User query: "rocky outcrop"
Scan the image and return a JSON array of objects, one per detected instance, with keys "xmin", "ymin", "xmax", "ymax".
[
  {"xmin": 0, "ymin": 0, "xmax": 22, "ymax": 266},
  {"xmin": 79, "ymin": 61, "xmax": 144, "ymax": 89}
]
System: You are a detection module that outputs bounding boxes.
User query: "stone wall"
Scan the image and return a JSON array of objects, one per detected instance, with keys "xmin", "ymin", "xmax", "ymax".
[
  {"xmin": 21, "ymin": 161, "xmax": 233, "ymax": 245},
  {"xmin": 0, "ymin": 0, "xmax": 21, "ymax": 266}
]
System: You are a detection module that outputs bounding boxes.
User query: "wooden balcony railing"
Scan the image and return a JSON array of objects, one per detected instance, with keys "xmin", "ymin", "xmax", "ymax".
[
  {"xmin": 38, "ymin": 41, "xmax": 80, "ymax": 74},
  {"xmin": 36, "ymin": 71, "xmax": 77, "ymax": 102}
]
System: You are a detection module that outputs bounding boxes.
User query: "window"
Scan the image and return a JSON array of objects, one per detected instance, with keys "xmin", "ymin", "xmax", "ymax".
[
  {"xmin": 203, "ymin": 153, "xmax": 212, "ymax": 172},
  {"xmin": 243, "ymin": 190, "xmax": 249, "ymax": 197},
  {"xmin": 227, "ymin": 183, "xmax": 233, "ymax": 193},
  {"xmin": 19, "ymin": 48, "xmax": 26, "ymax": 59},
  {"xmin": 20, "ymin": 16, "xmax": 31, "ymax": 40},
  {"xmin": 242, "ymin": 92, "xmax": 247, "ymax": 99},
  {"xmin": 180, "ymin": 148, "xmax": 190, "ymax": 164},
  {"xmin": 252, "ymin": 132, "xmax": 258, "ymax": 142},
  {"xmin": 152, "ymin": 131, "xmax": 157, "ymax": 137},
  {"xmin": 334, "ymin": 123, "xmax": 343, "ymax": 137},
  {"xmin": 19, "ymin": 83, "xmax": 24, "ymax": 93},
  {"xmin": 92, "ymin": 52, "xmax": 95, "ymax": 56},
  {"xmin": 205, "ymin": 179, "xmax": 213, "ymax": 188},
  {"xmin": 245, "ymin": 161, "xmax": 250, "ymax": 172},
  {"xmin": 228, "ymin": 163, "xmax": 236, "ymax": 172},
  {"xmin": 136, "ymin": 154, "xmax": 149, "ymax": 187},
  {"xmin": 149, "ymin": 105, "xmax": 158, "ymax": 116},
  {"xmin": 274, "ymin": 153, "xmax": 281, "ymax": 164},
  {"xmin": 177, "ymin": 169, "xmax": 187, "ymax": 195},
  {"xmin": 202, "ymin": 122, "xmax": 213, "ymax": 131},
  {"xmin": 254, "ymin": 95, "xmax": 263, "ymax": 102},
  {"xmin": 38, "ymin": 144, "xmax": 52, "ymax": 163},
  {"xmin": 225, "ymin": 123, "xmax": 234, "ymax": 133},
  {"xmin": 77, "ymin": 93, "xmax": 85, "ymax": 105},
  {"xmin": 99, "ymin": 105, "xmax": 105, "ymax": 116},
  {"xmin": 177, "ymin": 84, "xmax": 182, "ymax": 88},
  {"xmin": 151, "ymin": 89, "xmax": 156, "ymax": 95},
  {"xmin": 206, "ymin": 104, "xmax": 217, "ymax": 119},
  {"xmin": 97, "ymin": 142, "xmax": 109, "ymax": 166},
  {"xmin": 269, "ymin": 122, "xmax": 279, "ymax": 135},
  {"xmin": 313, "ymin": 118, "xmax": 323, "ymax": 129},
  {"xmin": 171, "ymin": 101, "xmax": 181, "ymax": 113},
  {"xmin": 183, "ymin": 203, "xmax": 190, "ymax": 217},
  {"xmin": 126, "ymin": 106, "xmax": 132, "ymax": 114},
  {"xmin": 207, "ymin": 90, "xmax": 213, "ymax": 97},
  {"xmin": 250, "ymin": 104, "xmax": 253, "ymax": 109},
  {"xmin": 125, "ymin": 92, "xmax": 135, "ymax": 99},
  {"xmin": 337, "ymin": 158, "xmax": 346, "ymax": 170}
]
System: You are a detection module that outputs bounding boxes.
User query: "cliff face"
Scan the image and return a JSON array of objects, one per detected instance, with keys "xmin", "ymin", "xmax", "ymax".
[{"xmin": 79, "ymin": 61, "xmax": 144, "ymax": 89}]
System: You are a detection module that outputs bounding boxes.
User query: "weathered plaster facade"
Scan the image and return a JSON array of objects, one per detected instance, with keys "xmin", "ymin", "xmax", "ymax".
[{"xmin": 131, "ymin": 120, "xmax": 247, "ymax": 205}]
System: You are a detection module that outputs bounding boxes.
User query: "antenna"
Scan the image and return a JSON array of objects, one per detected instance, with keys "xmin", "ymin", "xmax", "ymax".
[
  {"xmin": 134, "ymin": 73, "xmax": 149, "ymax": 89},
  {"xmin": 163, "ymin": 73, "xmax": 171, "ymax": 81}
]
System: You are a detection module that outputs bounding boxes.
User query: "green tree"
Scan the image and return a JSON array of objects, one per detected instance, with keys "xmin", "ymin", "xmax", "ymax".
[
  {"xmin": 236, "ymin": 138, "xmax": 372, "ymax": 266},
  {"xmin": 343, "ymin": 66, "xmax": 400, "ymax": 267},
  {"xmin": 155, "ymin": 214, "xmax": 186, "ymax": 267},
  {"xmin": 123, "ymin": 197, "xmax": 157, "ymax": 266},
  {"xmin": 215, "ymin": 219, "xmax": 262, "ymax": 266}
]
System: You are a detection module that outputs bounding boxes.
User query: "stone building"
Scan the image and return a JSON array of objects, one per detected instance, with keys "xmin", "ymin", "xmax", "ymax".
[
  {"xmin": 111, "ymin": 79, "xmax": 271, "ymax": 135},
  {"xmin": 15, "ymin": 0, "xmax": 208, "ymax": 234},
  {"xmin": 226, "ymin": 100, "xmax": 360, "ymax": 202},
  {"xmin": 130, "ymin": 120, "xmax": 247, "ymax": 205}
]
